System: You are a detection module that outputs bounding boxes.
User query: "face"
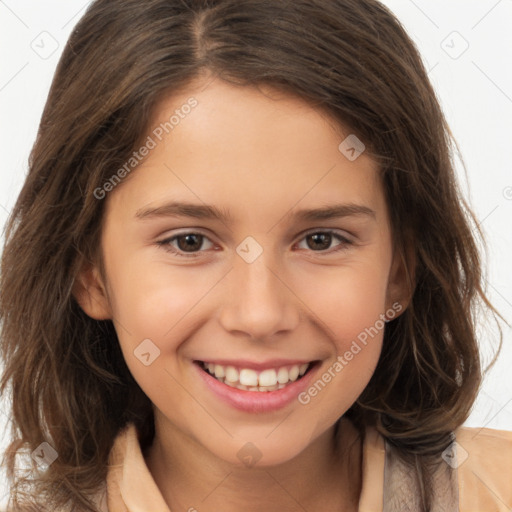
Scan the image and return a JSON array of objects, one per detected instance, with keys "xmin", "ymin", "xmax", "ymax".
[{"xmin": 77, "ymin": 77, "xmax": 407, "ymax": 467}]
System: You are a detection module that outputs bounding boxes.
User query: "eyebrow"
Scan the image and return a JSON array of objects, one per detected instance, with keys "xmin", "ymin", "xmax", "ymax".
[{"xmin": 135, "ymin": 201, "xmax": 376, "ymax": 223}]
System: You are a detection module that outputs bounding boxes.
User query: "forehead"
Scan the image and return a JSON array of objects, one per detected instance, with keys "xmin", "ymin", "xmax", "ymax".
[{"xmin": 105, "ymin": 78, "xmax": 386, "ymax": 224}]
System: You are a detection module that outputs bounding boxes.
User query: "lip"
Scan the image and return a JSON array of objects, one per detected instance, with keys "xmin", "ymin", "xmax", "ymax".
[{"xmin": 194, "ymin": 359, "xmax": 320, "ymax": 413}]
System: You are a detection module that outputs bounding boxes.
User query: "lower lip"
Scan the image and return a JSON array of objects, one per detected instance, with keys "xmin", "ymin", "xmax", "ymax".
[{"xmin": 194, "ymin": 362, "xmax": 319, "ymax": 413}]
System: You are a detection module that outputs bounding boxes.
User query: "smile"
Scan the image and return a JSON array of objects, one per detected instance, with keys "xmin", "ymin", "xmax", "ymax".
[
  {"xmin": 194, "ymin": 358, "xmax": 319, "ymax": 412},
  {"xmin": 199, "ymin": 361, "xmax": 310, "ymax": 392}
]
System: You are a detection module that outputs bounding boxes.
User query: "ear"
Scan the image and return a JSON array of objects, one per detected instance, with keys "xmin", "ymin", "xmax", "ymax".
[
  {"xmin": 385, "ymin": 241, "xmax": 415, "ymax": 318},
  {"xmin": 72, "ymin": 259, "xmax": 112, "ymax": 320}
]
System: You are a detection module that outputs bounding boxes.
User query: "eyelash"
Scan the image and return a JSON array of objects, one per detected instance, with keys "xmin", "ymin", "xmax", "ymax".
[{"xmin": 156, "ymin": 230, "xmax": 353, "ymax": 258}]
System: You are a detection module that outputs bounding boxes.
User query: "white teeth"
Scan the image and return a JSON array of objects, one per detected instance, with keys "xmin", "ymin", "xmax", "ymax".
[
  {"xmin": 289, "ymin": 366, "xmax": 299, "ymax": 382},
  {"xmin": 239, "ymin": 369, "xmax": 258, "ymax": 387},
  {"xmin": 225, "ymin": 366, "xmax": 239, "ymax": 383},
  {"xmin": 259, "ymin": 369, "xmax": 277, "ymax": 387},
  {"xmin": 277, "ymin": 367, "xmax": 289, "ymax": 384},
  {"xmin": 202, "ymin": 361, "xmax": 311, "ymax": 391}
]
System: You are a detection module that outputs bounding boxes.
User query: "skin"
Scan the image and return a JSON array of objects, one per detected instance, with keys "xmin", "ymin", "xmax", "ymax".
[{"xmin": 75, "ymin": 76, "xmax": 409, "ymax": 511}]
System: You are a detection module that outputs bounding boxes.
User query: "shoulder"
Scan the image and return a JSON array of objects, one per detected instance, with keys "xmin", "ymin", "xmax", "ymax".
[
  {"xmin": 359, "ymin": 423, "xmax": 512, "ymax": 511},
  {"xmin": 454, "ymin": 425, "xmax": 512, "ymax": 511}
]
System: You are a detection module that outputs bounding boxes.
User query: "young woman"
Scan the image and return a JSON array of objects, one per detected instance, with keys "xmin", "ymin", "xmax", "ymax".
[{"xmin": 1, "ymin": 1, "xmax": 510, "ymax": 510}]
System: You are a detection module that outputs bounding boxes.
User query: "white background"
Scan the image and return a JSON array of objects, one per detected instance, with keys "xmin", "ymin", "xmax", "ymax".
[{"xmin": 1, "ymin": 0, "xmax": 511, "ymax": 506}]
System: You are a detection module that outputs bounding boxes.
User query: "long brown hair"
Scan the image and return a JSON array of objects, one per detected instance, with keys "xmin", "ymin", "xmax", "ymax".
[{"xmin": 0, "ymin": 0, "xmax": 503, "ymax": 510}]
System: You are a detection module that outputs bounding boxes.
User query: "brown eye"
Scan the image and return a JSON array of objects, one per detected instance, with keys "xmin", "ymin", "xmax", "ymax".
[
  {"xmin": 306, "ymin": 233, "xmax": 333, "ymax": 251},
  {"xmin": 176, "ymin": 234, "xmax": 204, "ymax": 252},
  {"xmin": 296, "ymin": 231, "xmax": 352, "ymax": 253},
  {"xmin": 158, "ymin": 232, "xmax": 215, "ymax": 257}
]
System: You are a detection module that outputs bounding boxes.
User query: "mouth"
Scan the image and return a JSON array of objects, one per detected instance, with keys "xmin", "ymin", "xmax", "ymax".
[
  {"xmin": 197, "ymin": 360, "xmax": 313, "ymax": 392},
  {"xmin": 194, "ymin": 358, "xmax": 320, "ymax": 412}
]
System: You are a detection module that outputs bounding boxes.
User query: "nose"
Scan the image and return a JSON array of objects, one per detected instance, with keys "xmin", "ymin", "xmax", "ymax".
[{"xmin": 217, "ymin": 253, "xmax": 301, "ymax": 341}]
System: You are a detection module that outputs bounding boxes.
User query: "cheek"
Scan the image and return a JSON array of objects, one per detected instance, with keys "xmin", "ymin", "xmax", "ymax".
[
  {"xmin": 293, "ymin": 260, "xmax": 389, "ymax": 407},
  {"xmin": 296, "ymin": 257, "xmax": 390, "ymax": 345},
  {"xmin": 103, "ymin": 254, "xmax": 209, "ymax": 409},
  {"xmin": 102, "ymin": 249, "xmax": 226, "ymax": 398},
  {"xmin": 105, "ymin": 247, "xmax": 217, "ymax": 341}
]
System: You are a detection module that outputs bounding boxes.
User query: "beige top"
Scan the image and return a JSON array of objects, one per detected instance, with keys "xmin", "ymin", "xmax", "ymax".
[{"xmin": 95, "ymin": 422, "xmax": 512, "ymax": 511}]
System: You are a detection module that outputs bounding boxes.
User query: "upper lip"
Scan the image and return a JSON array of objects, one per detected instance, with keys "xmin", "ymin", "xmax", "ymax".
[{"xmin": 196, "ymin": 359, "xmax": 315, "ymax": 371}]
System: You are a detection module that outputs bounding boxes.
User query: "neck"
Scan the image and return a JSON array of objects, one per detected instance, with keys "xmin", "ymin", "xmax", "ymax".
[{"xmin": 145, "ymin": 416, "xmax": 363, "ymax": 512}]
